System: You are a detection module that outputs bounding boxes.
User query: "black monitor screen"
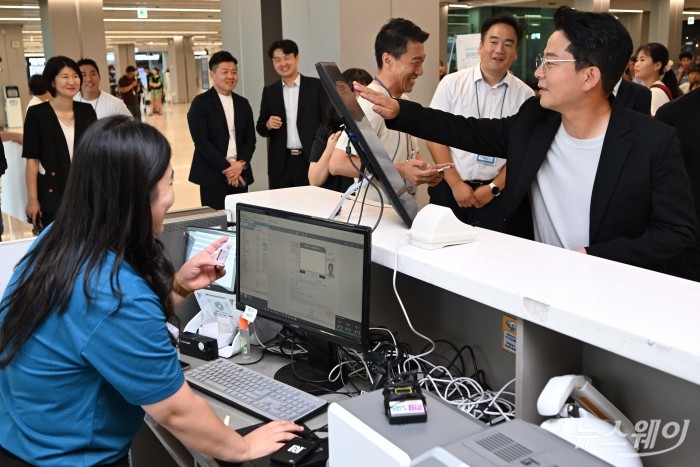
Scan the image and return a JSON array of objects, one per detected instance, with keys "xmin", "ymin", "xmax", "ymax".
[
  {"xmin": 235, "ymin": 203, "xmax": 371, "ymax": 356},
  {"xmin": 315, "ymin": 61, "xmax": 418, "ymax": 227}
]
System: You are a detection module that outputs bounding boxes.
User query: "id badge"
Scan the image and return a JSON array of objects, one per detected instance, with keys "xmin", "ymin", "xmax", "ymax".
[{"xmin": 476, "ymin": 155, "xmax": 496, "ymax": 165}]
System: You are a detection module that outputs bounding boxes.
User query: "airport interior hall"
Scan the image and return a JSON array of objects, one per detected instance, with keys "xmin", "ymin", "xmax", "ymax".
[{"xmin": 1, "ymin": 1, "xmax": 700, "ymax": 467}]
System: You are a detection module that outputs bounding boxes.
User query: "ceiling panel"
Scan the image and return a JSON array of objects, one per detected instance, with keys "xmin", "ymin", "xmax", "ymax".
[{"xmin": 2, "ymin": 1, "xmax": 699, "ymax": 56}]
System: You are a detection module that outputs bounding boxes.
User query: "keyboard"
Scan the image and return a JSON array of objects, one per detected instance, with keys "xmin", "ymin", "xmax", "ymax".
[{"xmin": 185, "ymin": 358, "xmax": 328, "ymax": 422}]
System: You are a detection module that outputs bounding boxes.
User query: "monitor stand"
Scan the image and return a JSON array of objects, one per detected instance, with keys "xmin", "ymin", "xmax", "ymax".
[
  {"xmin": 274, "ymin": 334, "xmax": 345, "ymax": 393},
  {"xmin": 327, "ymin": 177, "xmax": 367, "ymax": 220}
]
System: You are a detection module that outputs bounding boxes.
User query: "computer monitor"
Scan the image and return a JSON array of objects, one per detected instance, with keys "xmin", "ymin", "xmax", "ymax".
[
  {"xmin": 235, "ymin": 202, "xmax": 372, "ymax": 391},
  {"xmin": 315, "ymin": 61, "xmax": 418, "ymax": 227},
  {"xmin": 183, "ymin": 226, "xmax": 237, "ymax": 294},
  {"xmin": 157, "ymin": 207, "xmax": 228, "ymax": 324}
]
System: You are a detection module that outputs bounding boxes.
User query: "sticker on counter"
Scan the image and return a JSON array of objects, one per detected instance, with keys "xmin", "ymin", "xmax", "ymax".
[{"xmin": 502, "ymin": 314, "xmax": 517, "ymax": 355}]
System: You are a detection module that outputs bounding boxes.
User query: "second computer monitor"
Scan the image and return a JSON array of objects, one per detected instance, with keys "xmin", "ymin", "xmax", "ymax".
[{"xmin": 315, "ymin": 61, "xmax": 418, "ymax": 227}]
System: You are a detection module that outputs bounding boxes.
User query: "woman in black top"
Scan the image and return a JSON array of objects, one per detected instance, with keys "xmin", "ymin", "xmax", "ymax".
[
  {"xmin": 307, "ymin": 68, "xmax": 372, "ymax": 192},
  {"xmin": 23, "ymin": 56, "xmax": 97, "ymax": 229}
]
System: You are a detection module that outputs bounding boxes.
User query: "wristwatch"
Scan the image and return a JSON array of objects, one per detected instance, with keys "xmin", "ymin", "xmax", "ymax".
[{"xmin": 489, "ymin": 182, "xmax": 501, "ymax": 197}]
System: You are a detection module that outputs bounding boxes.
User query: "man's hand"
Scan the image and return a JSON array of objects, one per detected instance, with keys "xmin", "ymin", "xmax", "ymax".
[
  {"xmin": 471, "ymin": 185, "xmax": 496, "ymax": 208},
  {"xmin": 450, "ymin": 182, "xmax": 477, "ymax": 208},
  {"xmin": 266, "ymin": 116, "xmax": 283, "ymax": 130},
  {"xmin": 354, "ymin": 82, "xmax": 400, "ymax": 119},
  {"xmin": 396, "ymin": 159, "xmax": 442, "ymax": 187},
  {"xmin": 222, "ymin": 160, "xmax": 246, "ymax": 186}
]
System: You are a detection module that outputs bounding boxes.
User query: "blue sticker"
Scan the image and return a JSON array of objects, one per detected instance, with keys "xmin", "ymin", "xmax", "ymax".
[{"xmin": 476, "ymin": 155, "xmax": 496, "ymax": 165}]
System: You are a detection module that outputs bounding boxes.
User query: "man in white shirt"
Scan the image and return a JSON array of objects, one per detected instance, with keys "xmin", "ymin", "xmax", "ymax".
[
  {"xmin": 256, "ymin": 40, "xmax": 327, "ymax": 189},
  {"xmin": 329, "ymin": 18, "xmax": 442, "ymax": 194},
  {"xmin": 75, "ymin": 59, "xmax": 132, "ymax": 120},
  {"xmin": 428, "ymin": 13, "xmax": 534, "ymax": 231}
]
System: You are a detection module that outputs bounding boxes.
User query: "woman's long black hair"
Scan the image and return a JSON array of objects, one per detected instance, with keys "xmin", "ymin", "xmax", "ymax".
[{"xmin": 0, "ymin": 116, "xmax": 176, "ymax": 367}]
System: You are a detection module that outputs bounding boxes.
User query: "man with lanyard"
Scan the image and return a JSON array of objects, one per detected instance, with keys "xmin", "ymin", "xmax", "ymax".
[
  {"xmin": 75, "ymin": 58, "xmax": 132, "ymax": 120},
  {"xmin": 329, "ymin": 18, "xmax": 443, "ymax": 196},
  {"xmin": 428, "ymin": 13, "xmax": 534, "ymax": 231}
]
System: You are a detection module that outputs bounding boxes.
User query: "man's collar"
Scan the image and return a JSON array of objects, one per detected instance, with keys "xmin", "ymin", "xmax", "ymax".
[
  {"xmin": 282, "ymin": 73, "xmax": 301, "ymax": 88},
  {"xmin": 474, "ymin": 66, "xmax": 510, "ymax": 88}
]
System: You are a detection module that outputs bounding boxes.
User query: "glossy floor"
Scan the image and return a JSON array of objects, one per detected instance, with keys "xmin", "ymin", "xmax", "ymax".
[{"xmin": 1, "ymin": 102, "xmax": 201, "ymax": 242}]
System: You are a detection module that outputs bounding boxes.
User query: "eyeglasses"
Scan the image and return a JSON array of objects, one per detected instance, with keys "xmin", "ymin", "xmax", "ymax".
[{"xmin": 535, "ymin": 54, "xmax": 585, "ymax": 72}]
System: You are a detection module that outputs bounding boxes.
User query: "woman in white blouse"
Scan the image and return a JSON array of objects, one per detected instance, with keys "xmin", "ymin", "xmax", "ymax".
[{"xmin": 634, "ymin": 43, "xmax": 682, "ymax": 116}]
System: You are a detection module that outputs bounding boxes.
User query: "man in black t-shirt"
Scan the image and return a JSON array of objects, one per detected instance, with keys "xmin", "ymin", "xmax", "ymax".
[{"xmin": 118, "ymin": 66, "xmax": 141, "ymax": 121}]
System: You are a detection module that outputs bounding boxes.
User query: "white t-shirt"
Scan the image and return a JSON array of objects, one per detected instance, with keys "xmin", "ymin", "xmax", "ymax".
[
  {"xmin": 530, "ymin": 123, "xmax": 604, "ymax": 250},
  {"xmin": 74, "ymin": 91, "xmax": 133, "ymax": 120},
  {"xmin": 649, "ymin": 80, "xmax": 671, "ymax": 116},
  {"xmin": 27, "ymin": 96, "xmax": 45, "ymax": 112},
  {"xmin": 217, "ymin": 92, "xmax": 237, "ymax": 160},
  {"xmin": 59, "ymin": 120, "xmax": 76, "ymax": 161},
  {"xmin": 429, "ymin": 66, "xmax": 534, "ymax": 181}
]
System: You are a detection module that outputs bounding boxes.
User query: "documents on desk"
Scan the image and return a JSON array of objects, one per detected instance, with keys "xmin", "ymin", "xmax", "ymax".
[{"xmin": 328, "ymin": 390, "xmax": 608, "ymax": 466}]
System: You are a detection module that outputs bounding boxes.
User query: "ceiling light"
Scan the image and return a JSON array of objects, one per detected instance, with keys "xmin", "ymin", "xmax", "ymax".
[
  {"xmin": 104, "ymin": 18, "xmax": 220, "ymax": 23},
  {"xmin": 103, "ymin": 7, "xmax": 220, "ymax": 13}
]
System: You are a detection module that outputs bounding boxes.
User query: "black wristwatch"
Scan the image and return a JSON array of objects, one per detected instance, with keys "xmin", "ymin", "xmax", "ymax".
[{"xmin": 489, "ymin": 182, "xmax": 501, "ymax": 197}]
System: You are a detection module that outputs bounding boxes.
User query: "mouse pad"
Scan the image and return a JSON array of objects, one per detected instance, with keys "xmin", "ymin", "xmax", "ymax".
[{"xmin": 215, "ymin": 423, "xmax": 329, "ymax": 467}]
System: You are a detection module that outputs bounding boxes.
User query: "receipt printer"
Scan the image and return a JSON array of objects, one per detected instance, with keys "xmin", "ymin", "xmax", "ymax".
[{"xmin": 179, "ymin": 332, "xmax": 218, "ymax": 360}]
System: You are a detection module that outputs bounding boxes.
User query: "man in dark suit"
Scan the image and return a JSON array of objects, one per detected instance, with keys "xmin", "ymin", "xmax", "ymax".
[
  {"xmin": 656, "ymin": 90, "xmax": 700, "ymax": 281},
  {"xmin": 357, "ymin": 7, "xmax": 696, "ymax": 271},
  {"xmin": 188, "ymin": 51, "xmax": 255, "ymax": 210},
  {"xmin": 256, "ymin": 39, "xmax": 327, "ymax": 189},
  {"xmin": 615, "ymin": 78, "xmax": 651, "ymax": 115}
]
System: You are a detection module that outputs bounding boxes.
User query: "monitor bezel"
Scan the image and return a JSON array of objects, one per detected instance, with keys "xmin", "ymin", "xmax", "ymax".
[
  {"xmin": 235, "ymin": 202, "xmax": 372, "ymax": 353},
  {"xmin": 315, "ymin": 61, "xmax": 417, "ymax": 228}
]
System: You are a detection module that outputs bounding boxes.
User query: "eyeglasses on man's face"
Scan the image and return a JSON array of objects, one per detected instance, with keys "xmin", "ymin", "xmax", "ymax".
[{"xmin": 535, "ymin": 54, "xmax": 587, "ymax": 72}]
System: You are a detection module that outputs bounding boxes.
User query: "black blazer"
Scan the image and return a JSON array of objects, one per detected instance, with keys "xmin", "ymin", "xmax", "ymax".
[
  {"xmin": 256, "ymin": 75, "xmax": 327, "ymax": 178},
  {"xmin": 187, "ymin": 88, "xmax": 255, "ymax": 186},
  {"xmin": 0, "ymin": 140, "xmax": 6, "ymax": 176},
  {"xmin": 22, "ymin": 101, "xmax": 97, "ymax": 213},
  {"xmin": 388, "ymin": 96, "xmax": 697, "ymax": 270},
  {"xmin": 616, "ymin": 79, "xmax": 652, "ymax": 115},
  {"xmin": 656, "ymin": 90, "xmax": 700, "ymax": 281}
]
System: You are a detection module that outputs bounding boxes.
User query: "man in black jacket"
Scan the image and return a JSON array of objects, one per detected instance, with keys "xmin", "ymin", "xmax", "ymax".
[
  {"xmin": 187, "ymin": 51, "xmax": 255, "ymax": 209},
  {"xmin": 256, "ymin": 39, "xmax": 327, "ymax": 189},
  {"xmin": 615, "ymin": 78, "xmax": 651, "ymax": 115},
  {"xmin": 355, "ymin": 7, "xmax": 696, "ymax": 272},
  {"xmin": 656, "ymin": 90, "xmax": 700, "ymax": 281}
]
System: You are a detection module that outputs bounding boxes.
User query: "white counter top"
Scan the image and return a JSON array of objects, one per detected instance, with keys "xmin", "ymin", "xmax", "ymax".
[{"xmin": 227, "ymin": 186, "xmax": 700, "ymax": 386}]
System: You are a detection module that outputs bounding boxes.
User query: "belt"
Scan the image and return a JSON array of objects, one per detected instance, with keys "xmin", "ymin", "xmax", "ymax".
[
  {"xmin": 287, "ymin": 148, "xmax": 303, "ymax": 156},
  {"xmin": 464, "ymin": 179, "xmax": 493, "ymax": 187}
]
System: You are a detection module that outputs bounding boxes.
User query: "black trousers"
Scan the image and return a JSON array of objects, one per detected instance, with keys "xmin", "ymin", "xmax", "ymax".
[
  {"xmin": 268, "ymin": 151, "xmax": 310, "ymax": 189},
  {"xmin": 199, "ymin": 181, "xmax": 248, "ymax": 211},
  {"xmin": 428, "ymin": 179, "xmax": 505, "ymax": 232}
]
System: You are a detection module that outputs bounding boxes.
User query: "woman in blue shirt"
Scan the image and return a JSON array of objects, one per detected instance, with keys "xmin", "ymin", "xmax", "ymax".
[{"xmin": 0, "ymin": 116, "xmax": 301, "ymax": 466}]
